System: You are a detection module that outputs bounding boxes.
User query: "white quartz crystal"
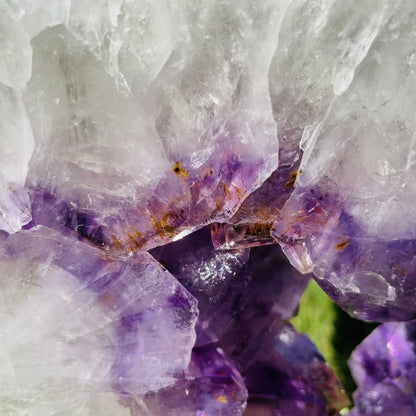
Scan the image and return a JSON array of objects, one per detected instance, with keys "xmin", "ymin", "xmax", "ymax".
[
  {"xmin": 2, "ymin": 0, "xmax": 416, "ymax": 412},
  {"xmin": 3, "ymin": 0, "xmax": 413, "ymax": 247},
  {"xmin": 18, "ymin": 0, "xmax": 282, "ymax": 248},
  {"xmin": 273, "ymin": 0, "xmax": 416, "ymax": 240},
  {"xmin": 0, "ymin": 226, "xmax": 197, "ymax": 414},
  {"xmin": 0, "ymin": 83, "xmax": 33, "ymax": 234}
]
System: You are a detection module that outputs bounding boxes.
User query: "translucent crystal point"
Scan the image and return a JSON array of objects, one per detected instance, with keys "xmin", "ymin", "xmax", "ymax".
[
  {"xmin": 270, "ymin": 2, "xmax": 416, "ymax": 321},
  {"xmin": 0, "ymin": 226, "xmax": 197, "ymax": 414},
  {"xmin": 23, "ymin": 1, "xmax": 283, "ymax": 250},
  {"xmin": 142, "ymin": 345, "xmax": 247, "ymax": 416},
  {"xmin": 0, "ymin": 83, "xmax": 33, "ymax": 234}
]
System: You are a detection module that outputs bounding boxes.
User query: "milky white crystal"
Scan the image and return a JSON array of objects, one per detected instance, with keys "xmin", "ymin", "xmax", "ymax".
[
  {"xmin": 10, "ymin": 0, "xmax": 284, "ymax": 250},
  {"xmin": 0, "ymin": 83, "xmax": 33, "ymax": 234},
  {"xmin": 271, "ymin": 0, "xmax": 416, "ymax": 240},
  {"xmin": 2, "ymin": 0, "xmax": 416, "ymax": 413},
  {"xmin": 267, "ymin": 0, "xmax": 416, "ymax": 319},
  {"xmin": 0, "ymin": 226, "xmax": 197, "ymax": 414}
]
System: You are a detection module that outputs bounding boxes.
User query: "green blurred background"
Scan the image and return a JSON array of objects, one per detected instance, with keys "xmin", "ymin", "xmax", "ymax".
[{"xmin": 290, "ymin": 279, "xmax": 378, "ymax": 404}]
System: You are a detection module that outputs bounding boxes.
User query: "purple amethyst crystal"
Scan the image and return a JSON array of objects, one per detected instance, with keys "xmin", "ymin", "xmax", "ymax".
[
  {"xmin": 211, "ymin": 136, "xmax": 302, "ymax": 250},
  {"xmin": 349, "ymin": 321, "xmax": 416, "ymax": 415},
  {"xmin": 152, "ymin": 228, "xmax": 348, "ymax": 414},
  {"xmin": 242, "ymin": 324, "xmax": 349, "ymax": 416},
  {"xmin": 3, "ymin": 0, "xmax": 416, "ymax": 414},
  {"xmin": 142, "ymin": 345, "xmax": 247, "ymax": 416},
  {"xmin": 0, "ymin": 226, "xmax": 197, "ymax": 413},
  {"xmin": 272, "ymin": 186, "xmax": 416, "ymax": 321},
  {"xmin": 23, "ymin": 5, "xmax": 280, "ymax": 251},
  {"xmin": 267, "ymin": 4, "xmax": 416, "ymax": 321},
  {"xmin": 151, "ymin": 227, "xmax": 309, "ymax": 345}
]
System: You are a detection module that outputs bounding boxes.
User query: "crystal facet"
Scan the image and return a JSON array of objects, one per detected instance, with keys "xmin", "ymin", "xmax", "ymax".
[
  {"xmin": 0, "ymin": 226, "xmax": 197, "ymax": 413},
  {"xmin": 152, "ymin": 228, "xmax": 348, "ymax": 414},
  {"xmin": 2, "ymin": 0, "xmax": 416, "ymax": 414},
  {"xmin": 349, "ymin": 322, "xmax": 416, "ymax": 415}
]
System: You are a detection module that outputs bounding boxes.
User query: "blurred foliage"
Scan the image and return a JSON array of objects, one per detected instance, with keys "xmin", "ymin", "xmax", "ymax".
[{"xmin": 291, "ymin": 279, "xmax": 378, "ymax": 403}]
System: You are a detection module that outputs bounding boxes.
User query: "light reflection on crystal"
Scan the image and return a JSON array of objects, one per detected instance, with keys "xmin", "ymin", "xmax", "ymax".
[{"xmin": 1, "ymin": 0, "xmax": 416, "ymax": 414}]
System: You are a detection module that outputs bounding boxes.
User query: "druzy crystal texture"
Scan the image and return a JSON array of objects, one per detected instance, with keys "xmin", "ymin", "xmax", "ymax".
[{"xmin": 2, "ymin": 0, "xmax": 416, "ymax": 414}]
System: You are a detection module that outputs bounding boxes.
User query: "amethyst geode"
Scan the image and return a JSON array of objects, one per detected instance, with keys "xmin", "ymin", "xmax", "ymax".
[{"xmin": 1, "ymin": 0, "xmax": 416, "ymax": 414}]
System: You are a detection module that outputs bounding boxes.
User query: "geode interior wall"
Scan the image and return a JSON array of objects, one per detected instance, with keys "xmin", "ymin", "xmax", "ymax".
[{"xmin": 1, "ymin": 1, "xmax": 416, "ymax": 415}]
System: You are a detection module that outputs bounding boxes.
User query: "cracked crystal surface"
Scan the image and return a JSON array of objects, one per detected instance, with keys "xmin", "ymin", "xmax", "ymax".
[{"xmin": 1, "ymin": 1, "xmax": 416, "ymax": 414}]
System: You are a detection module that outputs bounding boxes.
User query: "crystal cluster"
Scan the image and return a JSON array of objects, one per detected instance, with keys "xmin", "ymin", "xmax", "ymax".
[
  {"xmin": 2, "ymin": 0, "xmax": 416, "ymax": 415},
  {"xmin": 0, "ymin": 226, "xmax": 197, "ymax": 414}
]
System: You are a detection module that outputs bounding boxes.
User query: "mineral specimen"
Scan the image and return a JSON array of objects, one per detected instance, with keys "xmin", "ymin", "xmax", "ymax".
[
  {"xmin": 270, "ymin": 1, "xmax": 416, "ymax": 321},
  {"xmin": 23, "ymin": 1, "xmax": 280, "ymax": 251},
  {"xmin": 152, "ymin": 229, "xmax": 348, "ymax": 414},
  {"xmin": 1, "ymin": 0, "xmax": 416, "ymax": 414},
  {"xmin": 0, "ymin": 226, "xmax": 197, "ymax": 414}
]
